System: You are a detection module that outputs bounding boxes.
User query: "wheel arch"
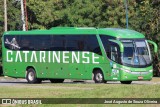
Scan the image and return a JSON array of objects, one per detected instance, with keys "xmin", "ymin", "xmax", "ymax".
[
  {"xmin": 92, "ymin": 67, "xmax": 105, "ymax": 79},
  {"xmin": 25, "ymin": 66, "xmax": 37, "ymax": 78},
  {"xmin": 25, "ymin": 66, "xmax": 42, "ymax": 84},
  {"xmin": 92, "ymin": 68, "xmax": 103, "ymax": 73}
]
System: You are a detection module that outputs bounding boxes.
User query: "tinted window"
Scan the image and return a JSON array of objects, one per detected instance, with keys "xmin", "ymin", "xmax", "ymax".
[
  {"xmin": 106, "ymin": 42, "xmax": 120, "ymax": 63},
  {"xmin": 65, "ymin": 35, "xmax": 84, "ymax": 51},
  {"xmin": 50, "ymin": 35, "xmax": 65, "ymax": 51},
  {"xmin": 85, "ymin": 35, "xmax": 101, "ymax": 55},
  {"xmin": 35, "ymin": 36, "xmax": 51, "ymax": 51},
  {"xmin": 4, "ymin": 35, "xmax": 101, "ymax": 55},
  {"xmin": 4, "ymin": 35, "xmax": 20, "ymax": 50},
  {"xmin": 100, "ymin": 35, "xmax": 115, "ymax": 53},
  {"xmin": 110, "ymin": 45, "xmax": 119, "ymax": 62},
  {"xmin": 4, "ymin": 35, "xmax": 51, "ymax": 51},
  {"xmin": 19, "ymin": 36, "xmax": 36, "ymax": 50}
]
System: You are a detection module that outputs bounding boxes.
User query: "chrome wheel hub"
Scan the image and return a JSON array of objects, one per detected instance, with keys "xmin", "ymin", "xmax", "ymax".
[
  {"xmin": 96, "ymin": 73, "xmax": 103, "ymax": 82},
  {"xmin": 28, "ymin": 72, "xmax": 34, "ymax": 81}
]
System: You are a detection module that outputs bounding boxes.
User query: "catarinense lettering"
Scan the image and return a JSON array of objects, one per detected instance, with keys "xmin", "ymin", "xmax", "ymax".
[{"xmin": 6, "ymin": 51, "xmax": 99, "ymax": 64}]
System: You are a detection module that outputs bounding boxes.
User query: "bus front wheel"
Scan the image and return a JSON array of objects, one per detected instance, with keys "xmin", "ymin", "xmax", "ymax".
[
  {"xmin": 26, "ymin": 68, "xmax": 42, "ymax": 84},
  {"xmin": 120, "ymin": 81, "xmax": 132, "ymax": 84},
  {"xmin": 93, "ymin": 70, "xmax": 106, "ymax": 83}
]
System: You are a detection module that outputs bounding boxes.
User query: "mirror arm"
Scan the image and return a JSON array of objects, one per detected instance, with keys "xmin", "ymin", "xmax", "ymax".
[{"xmin": 147, "ymin": 40, "xmax": 158, "ymax": 53}]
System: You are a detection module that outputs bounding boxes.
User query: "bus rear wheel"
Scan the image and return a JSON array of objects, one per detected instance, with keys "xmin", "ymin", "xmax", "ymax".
[
  {"xmin": 93, "ymin": 70, "xmax": 106, "ymax": 83},
  {"xmin": 50, "ymin": 79, "xmax": 64, "ymax": 83},
  {"xmin": 120, "ymin": 81, "xmax": 132, "ymax": 84},
  {"xmin": 26, "ymin": 68, "xmax": 42, "ymax": 84}
]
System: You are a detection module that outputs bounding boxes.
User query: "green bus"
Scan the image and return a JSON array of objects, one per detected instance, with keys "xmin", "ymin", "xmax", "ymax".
[{"xmin": 2, "ymin": 27, "xmax": 158, "ymax": 84}]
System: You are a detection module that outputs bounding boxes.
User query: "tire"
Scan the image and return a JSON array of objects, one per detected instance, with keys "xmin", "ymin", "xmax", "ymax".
[
  {"xmin": 26, "ymin": 68, "xmax": 42, "ymax": 84},
  {"xmin": 50, "ymin": 79, "xmax": 64, "ymax": 83},
  {"xmin": 120, "ymin": 81, "xmax": 132, "ymax": 84},
  {"xmin": 93, "ymin": 69, "xmax": 106, "ymax": 83}
]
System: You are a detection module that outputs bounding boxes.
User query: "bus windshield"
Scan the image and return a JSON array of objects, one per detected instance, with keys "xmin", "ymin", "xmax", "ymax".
[{"xmin": 121, "ymin": 40, "xmax": 152, "ymax": 67}]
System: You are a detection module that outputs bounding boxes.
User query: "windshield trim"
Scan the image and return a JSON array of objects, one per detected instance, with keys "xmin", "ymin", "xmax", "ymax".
[{"xmin": 122, "ymin": 62, "xmax": 152, "ymax": 68}]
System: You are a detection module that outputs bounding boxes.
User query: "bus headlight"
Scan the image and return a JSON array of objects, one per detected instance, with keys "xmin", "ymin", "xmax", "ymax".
[{"xmin": 149, "ymin": 69, "xmax": 153, "ymax": 72}]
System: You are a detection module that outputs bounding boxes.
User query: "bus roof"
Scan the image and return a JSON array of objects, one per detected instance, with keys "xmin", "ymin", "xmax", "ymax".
[
  {"xmin": 98, "ymin": 28, "xmax": 145, "ymax": 39},
  {"xmin": 3, "ymin": 27, "xmax": 145, "ymax": 39},
  {"xmin": 3, "ymin": 27, "xmax": 97, "ymax": 35}
]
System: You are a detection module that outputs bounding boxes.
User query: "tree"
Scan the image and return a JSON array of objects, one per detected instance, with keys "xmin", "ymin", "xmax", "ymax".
[{"xmin": 0, "ymin": 0, "xmax": 159, "ymax": 74}]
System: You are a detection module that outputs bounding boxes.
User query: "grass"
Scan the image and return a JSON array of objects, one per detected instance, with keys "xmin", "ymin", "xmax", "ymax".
[
  {"xmin": 0, "ymin": 77, "xmax": 160, "ymax": 107},
  {"xmin": 0, "ymin": 83, "xmax": 160, "ymax": 98}
]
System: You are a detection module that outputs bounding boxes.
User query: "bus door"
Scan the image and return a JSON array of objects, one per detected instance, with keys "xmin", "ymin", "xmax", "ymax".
[{"xmin": 108, "ymin": 40, "xmax": 122, "ymax": 81}]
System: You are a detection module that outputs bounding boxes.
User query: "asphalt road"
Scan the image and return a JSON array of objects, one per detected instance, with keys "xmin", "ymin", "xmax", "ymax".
[{"xmin": 0, "ymin": 77, "xmax": 160, "ymax": 86}]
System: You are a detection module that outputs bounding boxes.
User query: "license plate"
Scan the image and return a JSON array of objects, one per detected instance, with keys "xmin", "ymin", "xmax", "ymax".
[{"xmin": 138, "ymin": 76, "xmax": 143, "ymax": 80}]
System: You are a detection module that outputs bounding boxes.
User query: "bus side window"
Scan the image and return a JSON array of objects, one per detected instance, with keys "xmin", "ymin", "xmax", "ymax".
[
  {"xmin": 50, "ymin": 35, "xmax": 65, "ymax": 51},
  {"xmin": 4, "ymin": 36, "xmax": 20, "ymax": 50},
  {"xmin": 65, "ymin": 35, "xmax": 79, "ymax": 51},
  {"xmin": 109, "ymin": 45, "xmax": 119, "ymax": 62},
  {"xmin": 39, "ymin": 36, "xmax": 51, "ymax": 51},
  {"xmin": 4, "ymin": 37, "xmax": 12, "ymax": 50},
  {"xmin": 20, "ymin": 39, "xmax": 30, "ymax": 50},
  {"xmin": 77, "ymin": 41, "xmax": 85, "ymax": 51},
  {"xmin": 111, "ymin": 46, "xmax": 117, "ymax": 61},
  {"xmin": 85, "ymin": 35, "xmax": 102, "ymax": 55}
]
